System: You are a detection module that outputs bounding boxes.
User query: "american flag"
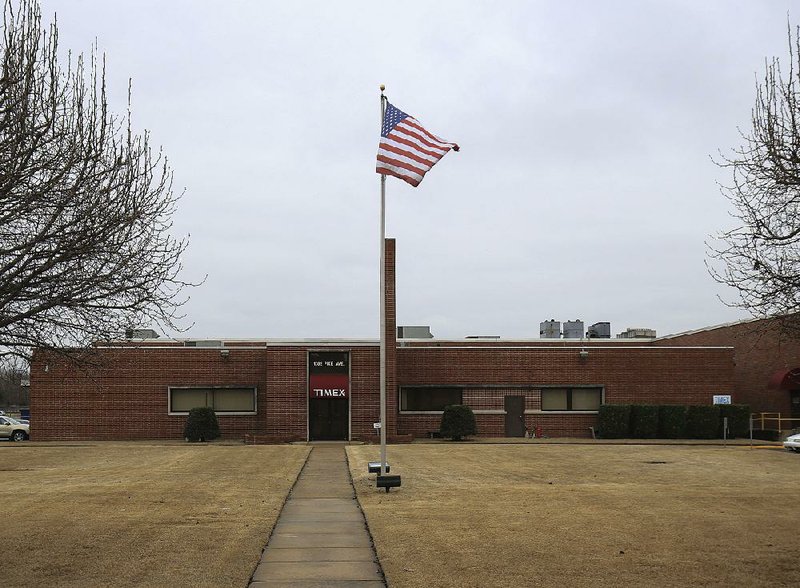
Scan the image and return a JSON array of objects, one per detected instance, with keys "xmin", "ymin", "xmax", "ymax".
[{"xmin": 376, "ymin": 102, "xmax": 459, "ymax": 187}]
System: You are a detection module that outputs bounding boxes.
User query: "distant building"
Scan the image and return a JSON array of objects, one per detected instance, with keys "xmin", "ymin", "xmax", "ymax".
[
  {"xmin": 655, "ymin": 319, "xmax": 800, "ymax": 418},
  {"xmin": 616, "ymin": 327, "xmax": 657, "ymax": 339}
]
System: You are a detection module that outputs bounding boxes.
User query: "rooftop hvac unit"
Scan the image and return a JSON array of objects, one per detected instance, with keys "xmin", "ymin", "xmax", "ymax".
[
  {"xmin": 587, "ymin": 322, "xmax": 611, "ymax": 339},
  {"xmin": 125, "ymin": 328, "xmax": 159, "ymax": 339},
  {"xmin": 397, "ymin": 326, "xmax": 434, "ymax": 339},
  {"xmin": 539, "ymin": 319, "xmax": 561, "ymax": 339},
  {"xmin": 563, "ymin": 320, "xmax": 584, "ymax": 339}
]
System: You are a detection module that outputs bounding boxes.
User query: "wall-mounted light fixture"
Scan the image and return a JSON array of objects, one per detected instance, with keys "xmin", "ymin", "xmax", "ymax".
[
  {"xmin": 579, "ymin": 349, "xmax": 589, "ymax": 360},
  {"xmin": 220, "ymin": 349, "xmax": 230, "ymax": 359}
]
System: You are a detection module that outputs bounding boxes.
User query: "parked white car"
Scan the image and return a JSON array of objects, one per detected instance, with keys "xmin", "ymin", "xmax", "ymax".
[
  {"xmin": 784, "ymin": 432, "xmax": 800, "ymax": 452},
  {"xmin": 0, "ymin": 416, "xmax": 29, "ymax": 441}
]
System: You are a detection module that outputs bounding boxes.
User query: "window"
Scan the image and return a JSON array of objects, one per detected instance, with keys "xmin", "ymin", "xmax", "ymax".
[
  {"xmin": 171, "ymin": 388, "xmax": 207, "ymax": 412},
  {"xmin": 168, "ymin": 386, "xmax": 257, "ymax": 414},
  {"xmin": 571, "ymin": 388, "xmax": 602, "ymax": 410},
  {"xmin": 540, "ymin": 387, "xmax": 602, "ymax": 411},
  {"xmin": 541, "ymin": 388, "xmax": 568, "ymax": 410},
  {"xmin": 400, "ymin": 387, "xmax": 463, "ymax": 411}
]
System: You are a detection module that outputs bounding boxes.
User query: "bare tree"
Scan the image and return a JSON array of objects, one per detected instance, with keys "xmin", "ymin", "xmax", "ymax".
[
  {"xmin": 0, "ymin": 358, "xmax": 28, "ymax": 409},
  {"xmin": 709, "ymin": 22, "xmax": 800, "ymax": 335},
  {"xmin": 0, "ymin": 0, "xmax": 195, "ymax": 360}
]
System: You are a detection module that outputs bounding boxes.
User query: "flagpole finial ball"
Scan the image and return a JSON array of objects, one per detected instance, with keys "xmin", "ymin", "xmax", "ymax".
[{"xmin": 380, "ymin": 84, "xmax": 385, "ymax": 92}]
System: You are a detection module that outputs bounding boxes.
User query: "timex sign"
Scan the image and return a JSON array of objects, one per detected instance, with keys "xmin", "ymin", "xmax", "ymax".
[
  {"xmin": 309, "ymin": 374, "xmax": 349, "ymax": 398},
  {"xmin": 308, "ymin": 351, "xmax": 350, "ymax": 399}
]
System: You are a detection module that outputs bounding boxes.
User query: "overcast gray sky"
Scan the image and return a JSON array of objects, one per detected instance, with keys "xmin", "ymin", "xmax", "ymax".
[{"xmin": 44, "ymin": 0, "xmax": 797, "ymax": 340}]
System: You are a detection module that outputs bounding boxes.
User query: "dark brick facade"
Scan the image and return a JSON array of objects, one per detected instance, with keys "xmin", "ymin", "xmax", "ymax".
[
  {"xmin": 29, "ymin": 240, "xmax": 398, "ymax": 442},
  {"xmin": 31, "ymin": 345, "xmax": 269, "ymax": 441},
  {"xmin": 395, "ymin": 343, "xmax": 734, "ymax": 438},
  {"xmin": 32, "ymin": 238, "xmax": 783, "ymax": 442},
  {"xmin": 655, "ymin": 319, "xmax": 800, "ymax": 415},
  {"xmin": 30, "ymin": 338, "xmax": 736, "ymax": 441}
]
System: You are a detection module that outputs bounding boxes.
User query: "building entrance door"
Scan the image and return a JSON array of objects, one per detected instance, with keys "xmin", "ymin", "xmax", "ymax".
[
  {"xmin": 504, "ymin": 395, "xmax": 526, "ymax": 437},
  {"xmin": 309, "ymin": 398, "xmax": 349, "ymax": 440},
  {"xmin": 308, "ymin": 350, "xmax": 350, "ymax": 441}
]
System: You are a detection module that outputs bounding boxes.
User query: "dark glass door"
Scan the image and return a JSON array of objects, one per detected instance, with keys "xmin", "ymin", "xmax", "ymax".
[{"xmin": 309, "ymin": 398, "xmax": 349, "ymax": 440}]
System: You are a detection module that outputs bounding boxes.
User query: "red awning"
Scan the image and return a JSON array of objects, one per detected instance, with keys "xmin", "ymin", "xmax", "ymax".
[{"xmin": 767, "ymin": 368, "xmax": 800, "ymax": 390}]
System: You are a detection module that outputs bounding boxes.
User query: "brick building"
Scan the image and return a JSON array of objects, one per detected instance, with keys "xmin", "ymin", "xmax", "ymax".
[
  {"xmin": 655, "ymin": 319, "xmax": 800, "ymax": 421},
  {"xmin": 33, "ymin": 238, "xmax": 795, "ymax": 442}
]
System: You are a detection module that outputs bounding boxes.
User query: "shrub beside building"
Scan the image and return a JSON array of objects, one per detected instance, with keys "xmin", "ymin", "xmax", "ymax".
[{"xmin": 598, "ymin": 404, "xmax": 750, "ymax": 439}]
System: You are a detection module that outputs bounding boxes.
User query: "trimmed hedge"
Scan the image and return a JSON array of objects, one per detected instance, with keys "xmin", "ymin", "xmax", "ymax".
[
  {"xmin": 439, "ymin": 404, "xmax": 477, "ymax": 441},
  {"xmin": 184, "ymin": 406, "xmax": 220, "ymax": 442},
  {"xmin": 598, "ymin": 404, "xmax": 631, "ymax": 438},
  {"xmin": 687, "ymin": 405, "xmax": 720, "ymax": 439},
  {"xmin": 658, "ymin": 405, "xmax": 688, "ymax": 438},
  {"xmin": 719, "ymin": 404, "xmax": 750, "ymax": 438},
  {"xmin": 599, "ymin": 403, "xmax": 750, "ymax": 439},
  {"xmin": 631, "ymin": 405, "xmax": 659, "ymax": 438}
]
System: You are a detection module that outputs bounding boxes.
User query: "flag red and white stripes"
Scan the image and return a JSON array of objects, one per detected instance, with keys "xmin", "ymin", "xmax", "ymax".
[{"xmin": 376, "ymin": 101, "xmax": 459, "ymax": 187}]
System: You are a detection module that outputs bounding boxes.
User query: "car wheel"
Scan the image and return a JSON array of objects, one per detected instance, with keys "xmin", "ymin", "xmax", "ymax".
[{"xmin": 10, "ymin": 430, "xmax": 26, "ymax": 442}]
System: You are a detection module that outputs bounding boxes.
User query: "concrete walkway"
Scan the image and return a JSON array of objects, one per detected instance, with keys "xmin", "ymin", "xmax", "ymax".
[{"xmin": 249, "ymin": 444, "xmax": 385, "ymax": 588}]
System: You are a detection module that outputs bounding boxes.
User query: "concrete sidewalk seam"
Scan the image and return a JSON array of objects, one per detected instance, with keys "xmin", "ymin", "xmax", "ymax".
[
  {"xmin": 249, "ymin": 445, "xmax": 386, "ymax": 587},
  {"xmin": 343, "ymin": 446, "xmax": 388, "ymax": 587},
  {"xmin": 246, "ymin": 445, "xmax": 313, "ymax": 587}
]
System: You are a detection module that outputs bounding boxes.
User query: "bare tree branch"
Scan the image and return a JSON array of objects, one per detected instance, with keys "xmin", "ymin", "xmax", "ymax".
[
  {"xmin": 709, "ymin": 21, "xmax": 800, "ymax": 337},
  {"xmin": 0, "ymin": 0, "xmax": 198, "ymax": 362}
]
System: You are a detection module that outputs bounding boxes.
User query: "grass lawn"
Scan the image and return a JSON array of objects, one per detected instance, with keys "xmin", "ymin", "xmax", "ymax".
[
  {"xmin": 348, "ymin": 444, "xmax": 800, "ymax": 588},
  {"xmin": 0, "ymin": 442, "xmax": 309, "ymax": 587}
]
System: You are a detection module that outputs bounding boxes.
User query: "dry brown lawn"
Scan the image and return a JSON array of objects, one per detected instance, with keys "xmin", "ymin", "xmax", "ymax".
[
  {"xmin": 0, "ymin": 442, "xmax": 309, "ymax": 587},
  {"xmin": 348, "ymin": 443, "xmax": 800, "ymax": 588}
]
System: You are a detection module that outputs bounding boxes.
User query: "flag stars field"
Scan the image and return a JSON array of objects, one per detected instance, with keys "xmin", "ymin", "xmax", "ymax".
[{"xmin": 376, "ymin": 100, "xmax": 459, "ymax": 187}]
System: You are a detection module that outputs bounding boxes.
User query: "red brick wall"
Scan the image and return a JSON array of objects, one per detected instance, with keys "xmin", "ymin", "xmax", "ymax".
[
  {"xmin": 395, "ymin": 344, "xmax": 734, "ymax": 438},
  {"xmin": 30, "ymin": 344, "xmax": 385, "ymax": 442},
  {"xmin": 264, "ymin": 346, "xmax": 306, "ymax": 438},
  {"xmin": 29, "ymin": 341, "xmax": 735, "ymax": 441},
  {"xmin": 396, "ymin": 345, "xmax": 732, "ymax": 400},
  {"xmin": 350, "ymin": 346, "xmax": 382, "ymax": 441},
  {"xmin": 265, "ymin": 345, "xmax": 383, "ymax": 440},
  {"xmin": 30, "ymin": 346, "xmax": 269, "ymax": 441},
  {"xmin": 654, "ymin": 319, "xmax": 798, "ymax": 414},
  {"xmin": 29, "ymin": 236, "xmax": 746, "ymax": 441},
  {"xmin": 28, "ymin": 238, "xmax": 401, "ymax": 442}
]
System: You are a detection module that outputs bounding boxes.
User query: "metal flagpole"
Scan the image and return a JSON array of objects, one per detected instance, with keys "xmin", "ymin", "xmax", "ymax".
[{"xmin": 379, "ymin": 85, "xmax": 387, "ymax": 476}]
